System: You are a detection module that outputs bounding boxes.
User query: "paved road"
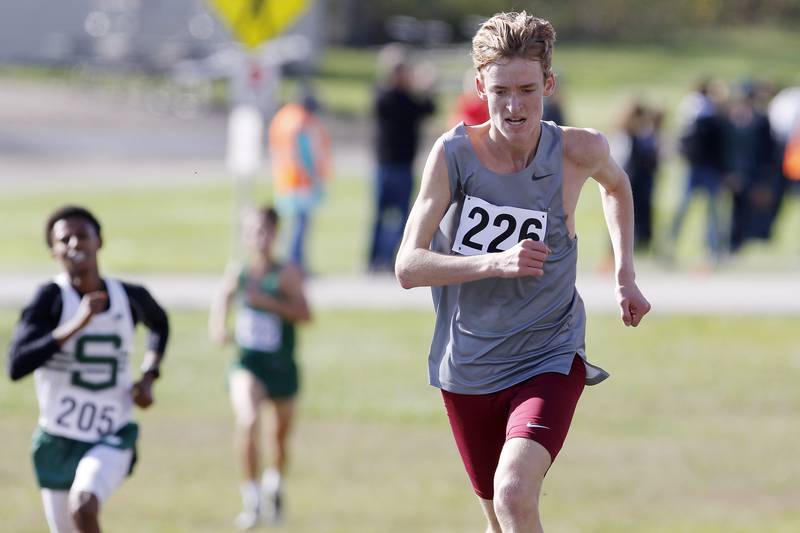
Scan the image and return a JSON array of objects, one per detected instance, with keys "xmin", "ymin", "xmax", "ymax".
[
  {"xmin": 1, "ymin": 271, "xmax": 798, "ymax": 315},
  {"xmin": 0, "ymin": 78, "xmax": 378, "ymax": 190}
]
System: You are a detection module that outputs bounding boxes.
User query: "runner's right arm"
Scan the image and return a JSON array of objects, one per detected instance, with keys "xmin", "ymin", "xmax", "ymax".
[
  {"xmin": 6, "ymin": 283, "xmax": 62, "ymax": 380},
  {"xmin": 209, "ymin": 267, "xmax": 238, "ymax": 346},
  {"xmin": 395, "ymin": 137, "xmax": 549, "ymax": 288}
]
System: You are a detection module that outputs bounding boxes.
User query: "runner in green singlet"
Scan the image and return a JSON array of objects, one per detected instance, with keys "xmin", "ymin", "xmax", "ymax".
[{"xmin": 209, "ymin": 206, "xmax": 311, "ymax": 529}]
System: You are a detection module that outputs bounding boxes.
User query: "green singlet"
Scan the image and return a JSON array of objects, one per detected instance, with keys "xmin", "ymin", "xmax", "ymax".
[{"xmin": 231, "ymin": 264, "xmax": 298, "ymax": 399}]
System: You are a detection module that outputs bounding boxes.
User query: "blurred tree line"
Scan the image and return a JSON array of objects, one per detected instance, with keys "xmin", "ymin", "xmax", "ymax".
[{"xmin": 327, "ymin": 0, "xmax": 800, "ymax": 44}]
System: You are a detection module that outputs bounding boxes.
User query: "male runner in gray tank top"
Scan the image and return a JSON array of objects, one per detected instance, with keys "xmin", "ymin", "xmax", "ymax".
[{"xmin": 396, "ymin": 11, "xmax": 651, "ymax": 533}]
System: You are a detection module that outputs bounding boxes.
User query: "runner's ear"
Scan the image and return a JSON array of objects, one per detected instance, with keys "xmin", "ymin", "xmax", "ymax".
[
  {"xmin": 476, "ymin": 73, "xmax": 488, "ymax": 101},
  {"xmin": 543, "ymin": 73, "xmax": 556, "ymax": 98}
]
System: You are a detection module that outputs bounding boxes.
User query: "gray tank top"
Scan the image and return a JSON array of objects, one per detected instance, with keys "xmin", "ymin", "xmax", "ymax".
[{"xmin": 428, "ymin": 121, "xmax": 609, "ymax": 394}]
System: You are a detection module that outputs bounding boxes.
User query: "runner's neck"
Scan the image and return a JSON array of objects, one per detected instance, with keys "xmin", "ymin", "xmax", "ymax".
[{"xmin": 482, "ymin": 121, "xmax": 542, "ymax": 172}]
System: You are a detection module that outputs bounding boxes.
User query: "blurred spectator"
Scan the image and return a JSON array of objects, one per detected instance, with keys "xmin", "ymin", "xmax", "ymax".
[
  {"xmin": 269, "ymin": 93, "xmax": 331, "ymax": 275},
  {"xmin": 785, "ymin": 121, "xmax": 800, "ymax": 181},
  {"xmin": 728, "ymin": 81, "xmax": 776, "ymax": 252},
  {"xmin": 769, "ymin": 86, "xmax": 800, "ymax": 233},
  {"xmin": 669, "ymin": 78, "xmax": 733, "ymax": 265},
  {"xmin": 768, "ymin": 86, "xmax": 800, "ymax": 146},
  {"xmin": 368, "ymin": 45, "xmax": 436, "ymax": 272},
  {"xmin": 620, "ymin": 101, "xmax": 663, "ymax": 252},
  {"xmin": 449, "ymin": 68, "xmax": 489, "ymax": 127}
]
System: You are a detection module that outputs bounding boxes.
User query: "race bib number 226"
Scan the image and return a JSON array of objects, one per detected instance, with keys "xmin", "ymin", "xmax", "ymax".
[{"xmin": 452, "ymin": 195, "xmax": 547, "ymax": 256}]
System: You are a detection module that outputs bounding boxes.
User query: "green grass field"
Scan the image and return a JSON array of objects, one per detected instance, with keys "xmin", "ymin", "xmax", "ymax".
[
  {"xmin": 1, "ymin": 175, "xmax": 798, "ymax": 276},
  {"xmin": 2, "ymin": 309, "xmax": 799, "ymax": 532}
]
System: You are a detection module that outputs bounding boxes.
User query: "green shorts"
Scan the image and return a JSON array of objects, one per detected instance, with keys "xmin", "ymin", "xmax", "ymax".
[
  {"xmin": 31, "ymin": 423, "xmax": 139, "ymax": 490},
  {"xmin": 233, "ymin": 348, "xmax": 299, "ymax": 400}
]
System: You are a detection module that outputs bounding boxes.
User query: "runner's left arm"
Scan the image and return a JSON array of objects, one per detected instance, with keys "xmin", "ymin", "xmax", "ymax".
[
  {"xmin": 576, "ymin": 129, "xmax": 651, "ymax": 326},
  {"xmin": 124, "ymin": 283, "xmax": 169, "ymax": 377},
  {"xmin": 245, "ymin": 265, "xmax": 311, "ymax": 323}
]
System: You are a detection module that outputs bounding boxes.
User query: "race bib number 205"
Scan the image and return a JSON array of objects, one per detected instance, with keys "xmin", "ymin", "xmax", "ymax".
[{"xmin": 452, "ymin": 195, "xmax": 548, "ymax": 256}]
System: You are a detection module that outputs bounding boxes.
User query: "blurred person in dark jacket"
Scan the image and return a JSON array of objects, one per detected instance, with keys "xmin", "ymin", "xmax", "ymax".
[
  {"xmin": 728, "ymin": 81, "xmax": 777, "ymax": 252},
  {"xmin": 669, "ymin": 79, "xmax": 734, "ymax": 266},
  {"xmin": 368, "ymin": 45, "xmax": 436, "ymax": 273},
  {"xmin": 620, "ymin": 101, "xmax": 662, "ymax": 252}
]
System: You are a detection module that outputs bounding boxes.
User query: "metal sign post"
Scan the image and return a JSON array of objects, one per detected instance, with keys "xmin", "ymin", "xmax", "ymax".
[
  {"xmin": 226, "ymin": 98, "xmax": 264, "ymax": 261},
  {"xmin": 207, "ymin": 0, "xmax": 311, "ymax": 262}
]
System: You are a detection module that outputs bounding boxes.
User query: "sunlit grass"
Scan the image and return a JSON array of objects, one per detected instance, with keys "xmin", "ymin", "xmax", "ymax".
[{"xmin": 1, "ymin": 310, "xmax": 798, "ymax": 532}]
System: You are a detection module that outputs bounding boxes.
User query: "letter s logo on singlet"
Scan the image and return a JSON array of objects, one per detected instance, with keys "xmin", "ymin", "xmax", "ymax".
[
  {"xmin": 452, "ymin": 195, "xmax": 548, "ymax": 256},
  {"xmin": 72, "ymin": 334, "xmax": 121, "ymax": 391}
]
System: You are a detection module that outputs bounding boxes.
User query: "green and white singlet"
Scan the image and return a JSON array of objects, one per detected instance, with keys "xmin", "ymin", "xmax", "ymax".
[
  {"xmin": 233, "ymin": 265, "xmax": 298, "ymax": 399},
  {"xmin": 34, "ymin": 274, "xmax": 136, "ymax": 442}
]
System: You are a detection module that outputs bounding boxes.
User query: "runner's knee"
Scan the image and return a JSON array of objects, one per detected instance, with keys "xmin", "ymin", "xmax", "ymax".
[
  {"xmin": 493, "ymin": 475, "xmax": 540, "ymax": 522},
  {"xmin": 234, "ymin": 408, "xmax": 259, "ymax": 434},
  {"xmin": 69, "ymin": 491, "xmax": 99, "ymax": 529}
]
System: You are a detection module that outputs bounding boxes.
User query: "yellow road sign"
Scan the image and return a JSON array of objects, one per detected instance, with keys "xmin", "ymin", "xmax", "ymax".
[{"xmin": 209, "ymin": 0, "xmax": 309, "ymax": 49}]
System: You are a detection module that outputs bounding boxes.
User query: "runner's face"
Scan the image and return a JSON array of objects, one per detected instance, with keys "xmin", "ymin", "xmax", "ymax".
[
  {"xmin": 50, "ymin": 218, "xmax": 101, "ymax": 276},
  {"xmin": 245, "ymin": 214, "xmax": 277, "ymax": 256},
  {"xmin": 477, "ymin": 58, "xmax": 555, "ymax": 142}
]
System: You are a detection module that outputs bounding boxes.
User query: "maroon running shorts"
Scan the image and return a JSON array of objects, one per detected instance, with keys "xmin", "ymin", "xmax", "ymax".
[{"xmin": 440, "ymin": 355, "xmax": 586, "ymax": 500}]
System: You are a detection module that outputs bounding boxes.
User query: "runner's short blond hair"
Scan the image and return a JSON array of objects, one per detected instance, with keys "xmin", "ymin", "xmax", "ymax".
[{"xmin": 471, "ymin": 12, "xmax": 556, "ymax": 79}]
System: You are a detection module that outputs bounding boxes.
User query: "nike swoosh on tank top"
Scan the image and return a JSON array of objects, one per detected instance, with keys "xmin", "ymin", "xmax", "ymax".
[{"xmin": 428, "ymin": 121, "xmax": 608, "ymax": 394}]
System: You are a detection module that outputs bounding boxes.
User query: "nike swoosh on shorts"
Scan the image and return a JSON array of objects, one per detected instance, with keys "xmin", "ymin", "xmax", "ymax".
[{"xmin": 526, "ymin": 422, "xmax": 550, "ymax": 429}]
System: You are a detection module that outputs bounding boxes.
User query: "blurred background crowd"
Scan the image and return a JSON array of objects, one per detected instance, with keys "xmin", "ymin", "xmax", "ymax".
[
  {"xmin": 613, "ymin": 78, "xmax": 799, "ymax": 268},
  {"xmin": 2, "ymin": 0, "xmax": 799, "ymax": 275}
]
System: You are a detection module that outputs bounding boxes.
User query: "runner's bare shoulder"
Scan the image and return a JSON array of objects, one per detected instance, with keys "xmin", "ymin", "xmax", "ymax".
[{"xmin": 560, "ymin": 126, "xmax": 609, "ymax": 171}]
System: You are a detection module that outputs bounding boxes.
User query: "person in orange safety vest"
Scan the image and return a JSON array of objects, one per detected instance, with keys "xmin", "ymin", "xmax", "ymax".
[{"xmin": 268, "ymin": 95, "xmax": 331, "ymax": 275}]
